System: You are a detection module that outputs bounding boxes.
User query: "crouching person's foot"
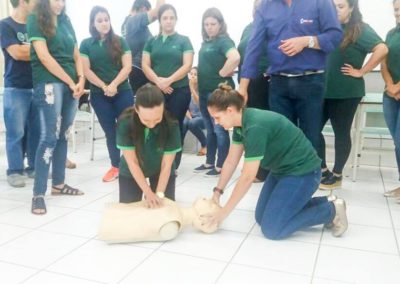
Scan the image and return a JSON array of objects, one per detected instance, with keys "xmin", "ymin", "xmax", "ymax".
[{"xmin": 331, "ymin": 198, "xmax": 348, "ymax": 237}]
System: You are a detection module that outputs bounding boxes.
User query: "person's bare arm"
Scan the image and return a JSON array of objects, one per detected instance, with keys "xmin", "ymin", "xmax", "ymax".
[
  {"xmin": 147, "ymin": 0, "xmax": 166, "ymax": 23},
  {"xmin": 219, "ymin": 48, "xmax": 240, "ymax": 77},
  {"xmin": 6, "ymin": 44, "xmax": 30, "ymax": 61}
]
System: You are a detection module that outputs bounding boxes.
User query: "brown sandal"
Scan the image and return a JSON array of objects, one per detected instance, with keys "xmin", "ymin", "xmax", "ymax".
[{"xmin": 51, "ymin": 184, "xmax": 84, "ymax": 196}]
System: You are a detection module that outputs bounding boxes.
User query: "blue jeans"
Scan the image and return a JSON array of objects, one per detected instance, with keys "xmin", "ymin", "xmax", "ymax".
[
  {"xmin": 199, "ymin": 92, "xmax": 230, "ymax": 168},
  {"xmin": 255, "ymin": 169, "xmax": 335, "ymax": 240},
  {"xmin": 269, "ymin": 74, "xmax": 324, "ymax": 150},
  {"xmin": 164, "ymin": 86, "xmax": 191, "ymax": 168},
  {"xmin": 90, "ymin": 90, "xmax": 134, "ymax": 168},
  {"xmin": 32, "ymin": 83, "xmax": 78, "ymax": 196},
  {"xmin": 3, "ymin": 87, "xmax": 40, "ymax": 175},
  {"xmin": 383, "ymin": 94, "xmax": 400, "ymax": 174},
  {"xmin": 182, "ymin": 115, "xmax": 206, "ymax": 148}
]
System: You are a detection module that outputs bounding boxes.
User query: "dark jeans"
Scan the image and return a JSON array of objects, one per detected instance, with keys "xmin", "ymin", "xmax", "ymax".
[
  {"xmin": 182, "ymin": 115, "xmax": 206, "ymax": 148},
  {"xmin": 269, "ymin": 74, "xmax": 325, "ymax": 150},
  {"xmin": 33, "ymin": 83, "xmax": 78, "ymax": 196},
  {"xmin": 3, "ymin": 87, "xmax": 40, "ymax": 175},
  {"xmin": 128, "ymin": 66, "xmax": 149, "ymax": 93},
  {"xmin": 383, "ymin": 94, "xmax": 400, "ymax": 174},
  {"xmin": 247, "ymin": 74, "xmax": 270, "ymax": 110},
  {"xmin": 199, "ymin": 92, "xmax": 230, "ymax": 168},
  {"xmin": 164, "ymin": 86, "xmax": 191, "ymax": 169},
  {"xmin": 90, "ymin": 90, "xmax": 134, "ymax": 168},
  {"xmin": 318, "ymin": 97, "xmax": 361, "ymax": 174},
  {"xmin": 119, "ymin": 173, "xmax": 176, "ymax": 203},
  {"xmin": 255, "ymin": 169, "xmax": 335, "ymax": 240}
]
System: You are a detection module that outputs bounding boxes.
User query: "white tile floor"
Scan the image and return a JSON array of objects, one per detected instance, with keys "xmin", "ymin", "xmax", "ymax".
[{"xmin": 1, "ymin": 138, "xmax": 400, "ymax": 284}]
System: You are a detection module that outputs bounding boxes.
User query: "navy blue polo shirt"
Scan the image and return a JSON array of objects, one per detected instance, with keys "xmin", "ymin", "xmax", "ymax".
[
  {"xmin": 0, "ymin": 17, "xmax": 32, "ymax": 89},
  {"xmin": 241, "ymin": 0, "xmax": 343, "ymax": 77}
]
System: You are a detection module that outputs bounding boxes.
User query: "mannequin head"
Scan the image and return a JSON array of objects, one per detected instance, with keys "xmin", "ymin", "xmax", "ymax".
[{"xmin": 191, "ymin": 197, "xmax": 221, "ymax": 233}]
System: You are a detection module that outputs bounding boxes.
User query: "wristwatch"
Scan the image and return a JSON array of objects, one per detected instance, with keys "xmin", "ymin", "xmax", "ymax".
[
  {"xmin": 156, "ymin": 191, "xmax": 165, "ymax": 199},
  {"xmin": 308, "ymin": 36, "xmax": 315, "ymax": 48},
  {"xmin": 213, "ymin": 187, "xmax": 224, "ymax": 195}
]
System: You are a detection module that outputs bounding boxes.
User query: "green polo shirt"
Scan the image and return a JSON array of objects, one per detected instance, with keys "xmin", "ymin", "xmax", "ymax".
[
  {"xmin": 27, "ymin": 13, "xmax": 77, "ymax": 86},
  {"xmin": 232, "ymin": 108, "xmax": 321, "ymax": 177},
  {"xmin": 238, "ymin": 23, "xmax": 269, "ymax": 78},
  {"xmin": 386, "ymin": 25, "xmax": 400, "ymax": 85},
  {"xmin": 80, "ymin": 36, "xmax": 132, "ymax": 94},
  {"xmin": 325, "ymin": 24, "xmax": 383, "ymax": 99},
  {"xmin": 143, "ymin": 33, "xmax": 194, "ymax": 89},
  {"xmin": 116, "ymin": 114, "xmax": 182, "ymax": 178},
  {"xmin": 198, "ymin": 35, "xmax": 236, "ymax": 94}
]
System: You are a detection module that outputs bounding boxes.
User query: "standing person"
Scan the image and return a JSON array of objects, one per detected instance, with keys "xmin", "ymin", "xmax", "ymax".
[
  {"xmin": 382, "ymin": 0, "xmax": 400, "ymax": 200},
  {"xmin": 123, "ymin": 0, "xmax": 165, "ymax": 93},
  {"xmin": 319, "ymin": 0, "xmax": 388, "ymax": 190},
  {"xmin": 200, "ymin": 85, "xmax": 348, "ymax": 239},
  {"xmin": 183, "ymin": 67, "xmax": 207, "ymax": 156},
  {"xmin": 27, "ymin": 0, "xmax": 85, "ymax": 215},
  {"xmin": 239, "ymin": 0, "xmax": 343, "ymax": 152},
  {"xmin": 195, "ymin": 7, "xmax": 240, "ymax": 177},
  {"xmin": 0, "ymin": 0, "xmax": 39, "ymax": 188},
  {"xmin": 142, "ymin": 4, "xmax": 194, "ymax": 169},
  {"xmin": 80, "ymin": 6, "xmax": 134, "ymax": 182},
  {"xmin": 117, "ymin": 84, "xmax": 181, "ymax": 206}
]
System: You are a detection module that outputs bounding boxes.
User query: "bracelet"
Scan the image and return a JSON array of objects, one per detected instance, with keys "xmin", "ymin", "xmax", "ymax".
[{"xmin": 213, "ymin": 187, "xmax": 224, "ymax": 195}]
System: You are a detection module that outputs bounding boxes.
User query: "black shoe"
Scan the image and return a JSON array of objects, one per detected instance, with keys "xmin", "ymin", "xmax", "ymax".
[
  {"xmin": 320, "ymin": 174, "xmax": 342, "ymax": 190},
  {"xmin": 321, "ymin": 170, "xmax": 332, "ymax": 182}
]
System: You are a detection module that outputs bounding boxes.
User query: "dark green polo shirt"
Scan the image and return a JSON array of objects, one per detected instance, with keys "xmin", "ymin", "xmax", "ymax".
[
  {"xmin": 198, "ymin": 35, "xmax": 236, "ymax": 94},
  {"xmin": 27, "ymin": 13, "xmax": 77, "ymax": 86},
  {"xmin": 232, "ymin": 108, "xmax": 321, "ymax": 177},
  {"xmin": 80, "ymin": 36, "xmax": 132, "ymax": 94},
  {"xmin": 143, "ymin": 33, "xmax": 194, "ymax": 89},
  {"xmin": 386, "ymin": 25, "xmax": 400, "ymax": 85},
  {"xmin": 238, "ymin": 22, "xmax": 269, "ymax": 78},
  {"xmin": 325, "ymin": 24, "xmax": 383, "ymax": 99},
  {"xmin": 117, "ymin": 114, "xmax": 182, "ymax": 178}
]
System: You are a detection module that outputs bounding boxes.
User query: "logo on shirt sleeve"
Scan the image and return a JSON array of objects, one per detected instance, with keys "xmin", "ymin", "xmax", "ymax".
[{"xmin": 300, "ymin": 18, "xmax": 314, "ymax": 25}]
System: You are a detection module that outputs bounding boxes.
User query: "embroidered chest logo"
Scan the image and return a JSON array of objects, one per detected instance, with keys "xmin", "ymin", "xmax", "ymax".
[{"xmin": 300, "ymin": 18, "xmax": 314, "ymax": 25}]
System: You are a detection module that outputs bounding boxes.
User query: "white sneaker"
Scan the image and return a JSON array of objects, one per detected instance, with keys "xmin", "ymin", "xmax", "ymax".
[
  {"xmin": 7, "ymin": 174, "xmax": 26, "ymax": 188},
  {"xmin": 331, "ymin": 199, "xmax": 348, "ymax": 237}
]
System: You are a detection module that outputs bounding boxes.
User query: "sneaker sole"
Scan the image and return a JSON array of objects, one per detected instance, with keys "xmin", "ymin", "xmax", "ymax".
[
  {"xmin": 319, "ymin": 182, "xmax": 342, "ymax": 191},
  {"xmin": 203, "ymin": 173, "xmax": 220, "ymax": 178},
  {"xmin": 102, "ymin": 176, "xmax": 119, "ymax": 182}
]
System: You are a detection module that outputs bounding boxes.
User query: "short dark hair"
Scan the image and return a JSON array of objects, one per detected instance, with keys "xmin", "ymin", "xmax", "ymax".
[
  {"xmin": 201, "ymin": 7, "xmax": 228, "ymax": 41},
  {"xmin": 207, "ymin": 84, "xmax": 245, "ymax": 111},
  {"xmin": 132, "ymin": 0, "xmax": 151, "ymax": 11},
  {"xmin": 10, "ymin": 0, "xmax": 29, "ymax": 8}
]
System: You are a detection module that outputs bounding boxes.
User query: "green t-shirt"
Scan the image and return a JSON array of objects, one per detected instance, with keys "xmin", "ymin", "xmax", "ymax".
[
  {"xmin": 386, "ymin": 25, "xmax": 400, "ymax": 85},
  {"xmin": 325, "ymin": 24, "xmax": 383, "ymax": 99},
  {"xmin": 116, "ymin": 114, "xmax": 182, "ymax": 178},
  {"xmin": 238, "ymin": 23, "xmax": 269, "ymax": 78},
  {"xmin": 232, "ymin": 108, "xmax": 321, "ymax": 177},
  {"xmin": 198, "ymin": 35, "xmax": 236, "ymax": 94},
  {"xmin": 80, "ymin": 36, "xmax": 132, "ymax": 94},
  {"xmin": 27, "ymin": 13, "xmax": 77, "ymax": 86},
  {"xmin": 143, "ymin": 33, "xmax": 194, "ymax": 89}
]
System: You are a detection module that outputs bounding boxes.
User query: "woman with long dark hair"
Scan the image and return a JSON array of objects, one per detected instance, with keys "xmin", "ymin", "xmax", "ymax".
[
  {"xmin": 27, "ymin": 0, "xmax": 85, "ymax": 215},
  {"xmin": 142, "ymin": 4, "xmax": 194, "ymax": 170},
  {"xmin": 117, "ymin": 83, "xmax": 181, "ymax": 207},
  {"xmin": 194, "ymin": 7, "xmax": 240, "ymax": 177},
  {"xmin": 80, "ymin": 6, "xmax": 134, "ymax": 182},
  {"xmin": 382, "ymin": 0, "xmax": 400, "ymax": 200},
  {"xmin": 318, "ymin": 0, "xmax": 388, "ymax": 190}
]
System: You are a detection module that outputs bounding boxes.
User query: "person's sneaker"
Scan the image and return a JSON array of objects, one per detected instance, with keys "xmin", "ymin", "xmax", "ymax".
[
  {"xmin": 204, "ymin": 168, "xmax": 221, "ymax": 178},
  {"xmin": 24, "ymin": 170, "xmax": 35, "ymax": 179},
  {"xmin": 331, "ymin": 199, "xmax": 348, "ymax": 237},
  {"xmin": 319, "ymin": 174, "xmax": 342, "ymax": 190},
  {"xmin": 193, "ymin": 164, "xmax": 214, "ymax": 173},
  {"xmin": 321, "ymin": 169, "xmax": 332, "ymax": 182},
  {"xmin": 383, "ymin": 186, "xmax": 400, "ymax": 198},
  {"xmin": 7, "ymin": 174, "xmax": 26, "ymax": 188},
  {"xmin": 102, "ymin": 167, "xmax": 119, "ymax": 182}
]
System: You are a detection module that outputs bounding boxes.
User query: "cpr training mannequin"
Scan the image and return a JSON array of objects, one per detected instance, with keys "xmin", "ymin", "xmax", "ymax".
[{"xmin": 98, "ymin": 197, "xmax": 221, "ymax": 244}]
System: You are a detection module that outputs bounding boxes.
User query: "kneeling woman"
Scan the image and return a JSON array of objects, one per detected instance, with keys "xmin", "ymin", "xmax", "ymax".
[
  {"xmin": 201, "ymin": 85, "xmax": 348, "ymax": 240},
  {"xmin": 117, "ymin": 84, "xmax": 181, "ymax": 208}
]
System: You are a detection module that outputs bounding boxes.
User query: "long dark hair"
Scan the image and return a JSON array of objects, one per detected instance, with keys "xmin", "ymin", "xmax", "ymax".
[
  {"xmin": 132, "ymin": 0, "xmax": 151, "ymax": 12},
  {"xmin": 207, "ymin": 84, "xmax": 245, "ymax": 111},
  {"xmin": 35, "ymin": 0, "xmax": 67, "ymax": 38},
  {"xmin": 157, "ymin": 4, "xmax": 177, "ymax": 35},
  {"xmin": 119, "ymin": 84, "xmax": 176, "ymax": 166},
  {"xmin": 201, "ymin": 7, "xmax": 228, "ymax": 41},
  {"xmin": 341, "ymin": 0, "xmax": 364, "ymax": 49},
  {"xmin": 89, "ymin": 6, "xmax": 123, "ymax": 65}
]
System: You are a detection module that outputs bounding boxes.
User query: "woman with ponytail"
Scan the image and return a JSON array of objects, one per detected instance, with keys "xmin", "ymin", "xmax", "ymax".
[
  {"xmin": 200, "ymin": 84, "xmax": 348, "ymax": 240},
  {"xmin": 80, "ymin": 6, "xmax": 134, "ymax": 183},
  {"xmin": 116, "ymin": 83, "xmax": 181, "ymax": 208}
]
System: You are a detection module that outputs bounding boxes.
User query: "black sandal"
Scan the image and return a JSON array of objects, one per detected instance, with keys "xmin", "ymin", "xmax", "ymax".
[
  {"xmin": 31, "ymin": 196, "xmax": 47, "ymax": 215},
  {"xmin": 51, "ymin": 184, "xmax": 84, "ymax": 196}
]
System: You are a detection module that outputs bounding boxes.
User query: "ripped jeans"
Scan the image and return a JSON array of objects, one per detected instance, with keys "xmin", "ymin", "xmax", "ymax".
[{"xmin": 32, "ymin": 83, "xmax": 78, "ymax": 196}]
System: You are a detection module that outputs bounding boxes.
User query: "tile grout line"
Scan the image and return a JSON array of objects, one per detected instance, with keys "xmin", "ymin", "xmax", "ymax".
[{"xmin": 309, "ymin": 226, "xmax": 325, "ymax": 283}]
